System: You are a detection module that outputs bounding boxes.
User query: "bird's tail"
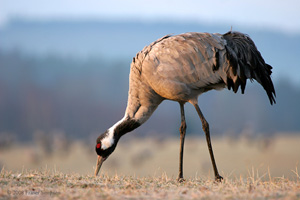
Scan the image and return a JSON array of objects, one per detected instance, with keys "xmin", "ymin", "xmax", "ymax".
[{"xmin": 222, "ymin": 31, "xmax": 276, "ymax": 105}]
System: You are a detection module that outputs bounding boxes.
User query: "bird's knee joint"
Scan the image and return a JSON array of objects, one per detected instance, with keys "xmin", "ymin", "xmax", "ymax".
[{"xmin": 180, "ymin": 122, "xmax": 187, "ymax": 133}]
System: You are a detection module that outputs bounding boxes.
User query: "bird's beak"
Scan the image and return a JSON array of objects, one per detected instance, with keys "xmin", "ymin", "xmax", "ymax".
[{"xmin": 94, "ymin": 155, "xmax": 106, "ymax": 176}]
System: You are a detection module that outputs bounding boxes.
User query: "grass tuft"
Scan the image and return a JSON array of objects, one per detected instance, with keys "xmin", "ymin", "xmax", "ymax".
[{"xmin": 0, "ymin": 168, "xmax": 300, "ymax": 199}]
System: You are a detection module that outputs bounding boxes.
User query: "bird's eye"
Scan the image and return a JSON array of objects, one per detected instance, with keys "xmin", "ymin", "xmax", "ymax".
[{"xmin": 96, "ymin": 143, "xmax": 101, "ymax": 149}]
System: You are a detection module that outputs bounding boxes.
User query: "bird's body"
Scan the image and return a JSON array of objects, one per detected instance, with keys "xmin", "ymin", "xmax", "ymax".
[
  {"xmin": 139, "ymin": 32, "xmax": 226, "ymax": 102},
  {"xmin": 95, "ymin": 31, "xmax": 276, "ymax": 181}
]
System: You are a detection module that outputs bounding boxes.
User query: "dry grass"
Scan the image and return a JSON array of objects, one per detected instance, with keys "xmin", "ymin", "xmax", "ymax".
[
  {"xmin": 1, "ymin": 134, "xmax": 300, "ymax": 199},
  {"xmin": 0, "ymin": 168, "xmax": 300, "ymax": 199}
]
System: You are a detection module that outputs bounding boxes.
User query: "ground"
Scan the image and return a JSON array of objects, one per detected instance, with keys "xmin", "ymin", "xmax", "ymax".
[
  {"xmin": 1, "ymin": 169, "xmax": 300, "ymax": 199},
  {"xmin": 0, "ymin": 134, "xmax": 300, "ymax": 199}
]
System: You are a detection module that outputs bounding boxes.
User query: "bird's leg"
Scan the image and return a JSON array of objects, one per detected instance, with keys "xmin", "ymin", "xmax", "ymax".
[
  {"xmin": 177, "ymin": 103, "xmax": 187, "ymax": 182},
  {"xmin": 193, "ymin": 103, "xmax": 223, "ymax": 182}
]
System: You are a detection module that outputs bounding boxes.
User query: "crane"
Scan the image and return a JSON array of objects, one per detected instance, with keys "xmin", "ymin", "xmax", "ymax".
[{"xmin": 94, "ymin": 31, "xmax": 276, "ymax": 182}]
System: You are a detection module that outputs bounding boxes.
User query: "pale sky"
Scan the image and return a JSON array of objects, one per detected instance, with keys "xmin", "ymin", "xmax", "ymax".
[{"xmin": 0, "ymin": 0, "xmax": 300, "ymax": 34}]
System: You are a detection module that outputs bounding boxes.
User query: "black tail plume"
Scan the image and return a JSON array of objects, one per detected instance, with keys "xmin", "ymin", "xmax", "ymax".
[{"xmin": 223, "ymin": 31, "xmax": 276, "ymax": 105}]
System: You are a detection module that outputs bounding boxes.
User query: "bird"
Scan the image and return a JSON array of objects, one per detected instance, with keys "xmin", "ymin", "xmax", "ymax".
[{"xmin": 94, "ymin": 31, "xmax": 276, "ymax": 182}]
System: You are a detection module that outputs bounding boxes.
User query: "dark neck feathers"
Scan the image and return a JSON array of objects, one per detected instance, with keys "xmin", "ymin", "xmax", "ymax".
[{"xmin": 114, "ymin": 117, "xmax": 141, "ymax": 138}]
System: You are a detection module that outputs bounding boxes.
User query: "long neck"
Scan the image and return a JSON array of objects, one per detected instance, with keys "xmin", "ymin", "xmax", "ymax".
[
  {"xmin": 106, "ymin": 67, "xmax": 163, "ymax": 142},
  {"xmin": 107, "ymin": 94, "xmax": 161, "ymax": 143},
  {"xmin": 100, "ymin": 115, "xmax": 140, "ymax": 150},
  {"xmin": 111, "ymin": 116, "xmax": 141, "ymax": 138}
]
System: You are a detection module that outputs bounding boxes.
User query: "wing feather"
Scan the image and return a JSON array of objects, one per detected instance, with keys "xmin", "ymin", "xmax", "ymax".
[
  {"xmin": 145, "ymin": 32, "xmax": 226, "ymax": 88},
  {"xmin": 131, "ymin": 31, "xmax": 275, "ymax": 104}
]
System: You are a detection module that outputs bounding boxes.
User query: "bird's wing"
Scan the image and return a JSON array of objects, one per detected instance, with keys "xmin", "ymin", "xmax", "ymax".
[
  {"xmin": 132, "ymin": 31, "xmax": 275, "ymax": 104},
  {"xmin": 143, "ymin": 32, "xmax": 226, "ymax": 89}
]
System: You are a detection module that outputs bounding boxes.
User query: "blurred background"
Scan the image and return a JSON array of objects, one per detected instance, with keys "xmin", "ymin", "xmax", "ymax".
[{"xmin": 0, "ymin": 0, "xmax": 300, "ymax": 179}]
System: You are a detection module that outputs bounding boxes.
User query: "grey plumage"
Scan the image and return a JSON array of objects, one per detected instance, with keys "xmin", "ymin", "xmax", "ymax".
[
  {"xmin": 131, "ymin": 31, "xmax": 275, "ymax": 105},
  {"xmin": 95, "ymin": 31, "xmax": 276, "ymax": 181}
]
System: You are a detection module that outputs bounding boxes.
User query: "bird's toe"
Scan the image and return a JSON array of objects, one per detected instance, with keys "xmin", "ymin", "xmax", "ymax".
[
  {"xmin": 177, "ymin": 177, "xmax": 186, "ymax": 183},
  {"xmin": 215, "ymin": 175, "xmax": 223, "ymax": 183}
]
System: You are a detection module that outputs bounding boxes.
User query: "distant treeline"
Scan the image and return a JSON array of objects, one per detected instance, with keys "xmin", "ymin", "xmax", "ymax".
[{"xmin": 0, "ymin": 50, "xmax": 299, "ymax": 141}]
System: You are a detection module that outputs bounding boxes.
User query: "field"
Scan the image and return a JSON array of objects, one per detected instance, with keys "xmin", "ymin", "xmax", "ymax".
[
  {"xmin": 1, "ymin": 134, "xmax": 300, "ymax": 199},
  {"xmin": 1, "ymin": 169, "xmax": 300, "ymax": 199}
]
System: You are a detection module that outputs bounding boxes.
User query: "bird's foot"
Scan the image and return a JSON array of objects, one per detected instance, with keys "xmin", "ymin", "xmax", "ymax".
[
  {"xmin": 177, "ymin": 177, "xmax": 186, "ymax": 183},
  {"xmin": 215, "ymin": 175, "xmax": 223, "ymax": 183}
]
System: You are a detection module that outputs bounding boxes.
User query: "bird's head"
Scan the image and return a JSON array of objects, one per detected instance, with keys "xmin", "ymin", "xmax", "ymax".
[
  {"xmin": 94, "ymin": 116, "xmax": 140, "ymax": 176},
  {"xmin": 94, "ymin": 130, "xmax": 118, "ymax": 176}
]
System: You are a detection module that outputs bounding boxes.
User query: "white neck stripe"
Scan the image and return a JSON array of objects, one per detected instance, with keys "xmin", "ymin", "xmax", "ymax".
[{"xmin": 101, "ymin": 115, "xmax": 127, "ymax": 150}]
